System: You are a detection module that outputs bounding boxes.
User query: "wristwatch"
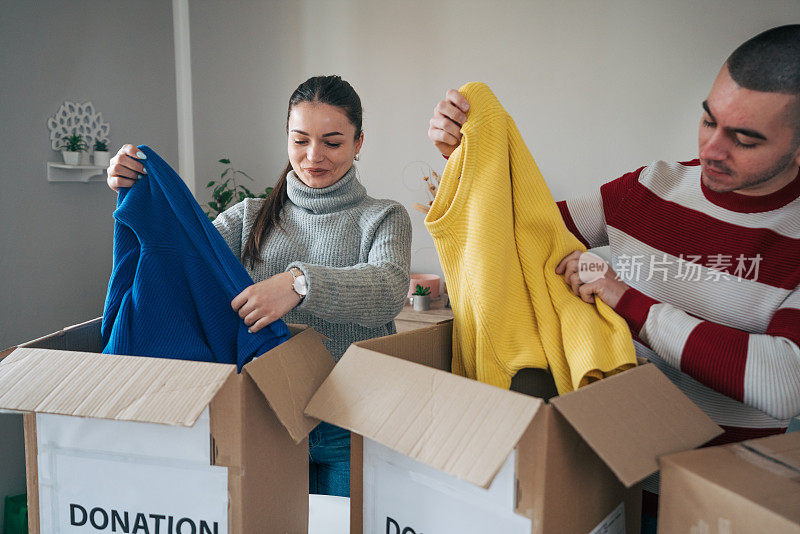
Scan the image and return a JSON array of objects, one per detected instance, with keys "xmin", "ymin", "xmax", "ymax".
[{"xmin": 289, "ymin": 267, "xmax": 308, "ymax": 298}]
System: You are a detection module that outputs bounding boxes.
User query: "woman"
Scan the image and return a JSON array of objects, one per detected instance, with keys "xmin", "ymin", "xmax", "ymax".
[{"xmin": 106, "ymin": 75, "xmax": 412, "ymax": 497}]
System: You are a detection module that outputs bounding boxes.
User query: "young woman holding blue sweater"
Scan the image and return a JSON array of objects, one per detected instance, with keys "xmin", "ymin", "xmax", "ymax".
[{"xmin": 106, "ymin": 75, "xmax": 412, "ymax": 497}]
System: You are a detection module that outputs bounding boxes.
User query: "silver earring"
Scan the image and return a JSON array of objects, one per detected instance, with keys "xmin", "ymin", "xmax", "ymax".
[{"xmin": 354, "ymin": 153, "xmax": 360, "ymax": 161}]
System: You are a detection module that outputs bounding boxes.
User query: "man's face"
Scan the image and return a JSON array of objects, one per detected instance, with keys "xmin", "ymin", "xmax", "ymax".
[{"xmin": 698, "ymin": 64, "xmax": 800, "ymax": 194}]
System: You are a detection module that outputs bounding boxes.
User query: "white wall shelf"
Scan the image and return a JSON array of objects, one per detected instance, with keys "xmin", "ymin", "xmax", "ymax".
[{"xmin": 47, "ymin": 162, "xmax": 105, "ymax": 182}]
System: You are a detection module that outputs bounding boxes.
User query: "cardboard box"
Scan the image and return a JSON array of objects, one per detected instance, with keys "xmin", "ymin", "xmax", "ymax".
[
  {"xmin": 0, "ymin": 317, "xmax": 335, "ymax": 534},
  {"xmin": 659, "ymin": 432, "xmax": 800, "ymax": 533},
  {"xmin": 305, "ymin": 322, "xmax": 723, "ymax": 534}
]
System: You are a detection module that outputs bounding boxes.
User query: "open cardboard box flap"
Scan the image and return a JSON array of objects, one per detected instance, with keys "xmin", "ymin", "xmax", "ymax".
[
  {"xmin": 0, "ymin": 318, "xmax": 336, "ymax": 440},
  {"xmin": 550, "ymin": 363, "xmax": 723, "ymax": 487},
  {"xmin": 0, "ymin": 347, "xmax": 234, "ymax": 427},
  {"xmin": 245, "ymin": 326, "xmax": 335, "ymax": 443},
  {"xmin": 0, "ymin": 317, "xmax": 102, "ymax": 361},
  {"xmin": 305, "ymin": 343, "xmax": 544, "ymax": 489}
]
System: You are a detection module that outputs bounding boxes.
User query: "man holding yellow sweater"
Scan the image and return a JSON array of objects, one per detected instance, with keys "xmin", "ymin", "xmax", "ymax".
[{"xmin": 428, "ymin": 25, "xmax": 800, "ymax": 530}]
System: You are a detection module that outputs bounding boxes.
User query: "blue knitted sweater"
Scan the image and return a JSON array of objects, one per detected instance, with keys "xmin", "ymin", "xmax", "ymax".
[{"xmin": 101, "ymin": 145, "xmax": 290, "ymax": 370}]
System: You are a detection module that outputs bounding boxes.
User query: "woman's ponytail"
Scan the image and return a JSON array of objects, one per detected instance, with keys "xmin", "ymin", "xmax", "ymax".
[{"xmin": 242, "ymin": 162, "xmax": 291, "ymax": 268}]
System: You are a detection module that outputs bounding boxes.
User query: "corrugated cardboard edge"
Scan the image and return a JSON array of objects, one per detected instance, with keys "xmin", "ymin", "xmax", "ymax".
[
  {"xmin": 245, "ymin": 327, "xmax": 335, "ymax": 443},
  {"xmin": 306, "ymin": 343, "xmax": 543, "ymax": 488},
  {"xmin": 550, "ymin": 364, "xmax": 722, "ymax": 487},
  {"xmin": 350, "ymin": 434, "xmax": 364, "ymax": 534},
  {"xmin": 0, "ymin": 347, "xmax": 235, "ymax": 427},
  {"xmin": 24, "ymin": 413, "xmax": 39, "ymax": 534}
]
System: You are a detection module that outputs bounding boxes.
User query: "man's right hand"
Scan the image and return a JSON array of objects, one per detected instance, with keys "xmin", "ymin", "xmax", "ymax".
[
  {"xmin": 428, "ymin": 89, "xmax": 470, "ymax": 158},
  {"xmin": 106, "ymin": 144, "xmax": 147, "ymax": 192}
]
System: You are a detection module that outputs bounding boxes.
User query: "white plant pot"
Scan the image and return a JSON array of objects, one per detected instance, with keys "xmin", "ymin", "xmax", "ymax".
[
  {"xmin": 79, "ymin": 151, "xmax": 91, "ymax": 165},
  {"xmin": 93, "ymin": 150, "xmax": 110, "ymax": 168},
  {"xmin": 61, "ymin": 151, "xmax": 80, "ymax": 165}
]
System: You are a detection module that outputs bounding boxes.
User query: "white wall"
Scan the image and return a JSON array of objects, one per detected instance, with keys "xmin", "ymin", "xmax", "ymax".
[
  {"xmin": 0, "ymin": 1, "xmax": 179, "ymax": 349},
  {"xmin": 189, "ymin": 0, "xmax": 800, "ymax": 277},
  {"xmin": 0, "ymin": 2, "xmax": 179, "ymax": 526},
  {"xmin": 189, "ymin": 0, "xmax": 303, "ymax": 201}
]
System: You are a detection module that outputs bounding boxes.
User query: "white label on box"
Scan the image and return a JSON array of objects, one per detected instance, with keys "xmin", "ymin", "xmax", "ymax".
[
  {"xmin": 37, "ymin": 411, "xmax": 228, "ymax": 533},
  {"xmin": 588, "ymin": 501, "xmax": 625, "ymax": 534},
  {"xmin": 363, "ymin": 439, "xmax": 532, "ymax": 534},
  {"xmin": 37, "ymin": 408, "xmax": 213, "ymax": 462}
]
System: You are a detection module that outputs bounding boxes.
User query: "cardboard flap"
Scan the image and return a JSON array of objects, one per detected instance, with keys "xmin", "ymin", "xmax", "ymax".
[
  {"xmin": 0, "ymin": 347, "xmax": 234, "ymax": 426},
  {"xmin": 550, "ymin": 364, "xmax": 722, "ymax": 487},
  {"xmin": 245, "ymin": 328, "xmax": 335, "ymax": 443},
  {"xmin": 305, "ymin": 345, "xmax": 543, "ymax": 488},
  {"xmin": 743, "ymin": 433, "xmax": 800, "ymax": 473},
  {"xmin": 354, "ymin": 323, "xmax": 452, "ymax": 371},
  {"xmin": 0, "ymin": 317, "xmax": 103, "ymax": 361}
]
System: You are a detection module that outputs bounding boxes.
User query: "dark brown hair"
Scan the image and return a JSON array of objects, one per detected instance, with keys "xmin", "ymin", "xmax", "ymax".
[
  {"xmin": 242, "ymin": 75, "xmax": 363, "ymax": 268},
  {"xmin": 727, "ymin": 25, "xmax": 800, "ymax": 142}
]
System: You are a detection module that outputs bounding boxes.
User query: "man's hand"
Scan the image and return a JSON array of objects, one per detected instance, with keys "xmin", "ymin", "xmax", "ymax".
[
  {"xmin": 231, "ymin": 271, "xmax": 302, "ymax": 333},
  {"xmin": 555, "ymin": 251, "xmax": 629, "ymax": 308},
  {"xmin": 428, "ymin": 89, "xmax": 470, "ymax": 158}
]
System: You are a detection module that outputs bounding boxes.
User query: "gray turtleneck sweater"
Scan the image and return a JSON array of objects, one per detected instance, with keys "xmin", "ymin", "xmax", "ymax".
[{"xmin": 213, "ymin": 165, "xmax": 412, "ymax": 360}]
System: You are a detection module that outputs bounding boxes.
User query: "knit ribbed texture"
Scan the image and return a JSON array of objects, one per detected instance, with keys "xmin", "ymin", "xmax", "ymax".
[
  {"xmin": 560, "ymin": 159, "xmax": 800, "ymax": 426},
  {"xmin": 213, "ymin": 165, "xmax": 412, "ymax": 361},
  {"xmin": 560, "ymin": 159, "xmax": 800, "ymax": 494},
  {"xmin": 101, "ymin": 145, "xmax": 291, "ymax": 371},
  {"xmin": 425, "ymin": 82, "xmax": 636, "ymax": 393}
]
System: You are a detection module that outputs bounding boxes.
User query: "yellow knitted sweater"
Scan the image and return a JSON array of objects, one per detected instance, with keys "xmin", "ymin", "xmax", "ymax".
[{"xmin": 425, "ymin": 82, "xmax": 636, "ymax": 393}]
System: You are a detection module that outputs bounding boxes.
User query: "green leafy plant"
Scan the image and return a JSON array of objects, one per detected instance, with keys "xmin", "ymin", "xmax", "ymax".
[
  {"xmin": 93, "ymin": 139, "xmax": 108, "ymax": 151},
  {"xmin": 412, "ymin": 284, "xmax": 431, "ymax": 296},
  {"xmin": 59, "ymin": 133, "xmax": 88, "ymax": 152},
  {"xmin": 205, "ymin": 157, "xmax": 273, "ymax": 220}
]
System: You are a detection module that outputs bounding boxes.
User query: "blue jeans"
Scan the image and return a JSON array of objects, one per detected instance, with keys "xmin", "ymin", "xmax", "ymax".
[
  {"xmin": 641, "ymin": 513, "xmax": 658, "ymax": 534},
  {"xmin": 308, "ymin": 422, "xmax": 350, "ymax": 497}
]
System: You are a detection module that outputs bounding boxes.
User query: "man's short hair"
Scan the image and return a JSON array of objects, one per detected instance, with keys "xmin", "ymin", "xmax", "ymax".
[{"xmin": 727, "ymin": 25, "xmax": 800, "ymax": 143}]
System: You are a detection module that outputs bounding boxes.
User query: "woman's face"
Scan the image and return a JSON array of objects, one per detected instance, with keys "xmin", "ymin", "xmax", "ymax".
[{"xmin": 287, "ymin": 102, "xmax": 363, "ymax": 188}]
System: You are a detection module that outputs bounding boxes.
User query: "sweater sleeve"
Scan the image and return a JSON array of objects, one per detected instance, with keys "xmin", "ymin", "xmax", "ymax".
[
  {"xmin": 556, "ymin": 192, "xmax": 608, "ymax": 249},
  {"xmin": 555, "ymin": 166, "xmax": 646, "ymax": 250},
  {"xmin": 616, "ymin": 285, "xmax": 800, "ymax": 421},
  {"xmin": 212, "ymin": 200, "xmax": 247, "ymax": 260},
  {"xmin": 288, "ymin": 204, "xmax": 412, "ymax": 328}
]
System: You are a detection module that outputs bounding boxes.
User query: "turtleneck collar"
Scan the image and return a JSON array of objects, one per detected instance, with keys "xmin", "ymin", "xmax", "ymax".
[{"xmin": 286, "ymin": 165, "xmax": 366, "ymax": 214}]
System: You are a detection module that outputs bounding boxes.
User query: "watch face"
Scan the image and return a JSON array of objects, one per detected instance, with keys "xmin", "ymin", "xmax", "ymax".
[{"xmin": 293, "ymin": 275, "xmax": 308, "ymax": 296}]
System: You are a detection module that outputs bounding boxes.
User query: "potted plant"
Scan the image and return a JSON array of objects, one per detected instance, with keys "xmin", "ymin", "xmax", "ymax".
[
  {"xmin": 58, "ymin": 133, "xmax": 88, "ymax": 165},
  {"xmin": 205, "ymin": 157, "xmax": 273, "ymax": 220},
  {"xmin": 93, "ymin": 139, "xmax": 110, "ymax": 168},
  {"xmin": 411, "ymin": 284, "xmax": 432, "ymax": 311}
]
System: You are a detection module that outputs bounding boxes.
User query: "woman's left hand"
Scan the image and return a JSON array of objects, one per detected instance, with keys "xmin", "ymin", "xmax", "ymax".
[{"xmin": 231, "ymin": 271, "xmax": 302, "ymax": 333}]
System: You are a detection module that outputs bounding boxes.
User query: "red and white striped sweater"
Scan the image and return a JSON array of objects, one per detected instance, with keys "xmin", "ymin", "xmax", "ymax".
[{"xmin": 558, "ymin": 159, "xmax": 800, "ymax": 448}]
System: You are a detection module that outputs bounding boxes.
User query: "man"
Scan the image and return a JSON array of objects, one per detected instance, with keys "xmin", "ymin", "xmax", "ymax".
[{"xmin": 428, "ymin": 24, "xmax": 800, "ymax": 525}]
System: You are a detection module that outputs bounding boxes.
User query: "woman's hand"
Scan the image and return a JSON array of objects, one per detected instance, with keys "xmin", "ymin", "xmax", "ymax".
[
  {"xmin": 231, "ymin": 271, "xmax": 302, "ymax": 333},
  {"xmin": 107, "ymin": 144, "xmax": 148, "ymax": 192},
  {"xmin": 428, "ymin": 89, "xmax": 470, "ymax": 158}
]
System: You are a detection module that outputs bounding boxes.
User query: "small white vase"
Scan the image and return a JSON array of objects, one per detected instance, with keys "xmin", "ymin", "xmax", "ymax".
[
  {"xmin": 93, "ymin": 151, "xmax": 110, "ymax": 168},
  {"xmin": 61, "ymin": 151, "xmax": 80, "ymax": 165}
]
